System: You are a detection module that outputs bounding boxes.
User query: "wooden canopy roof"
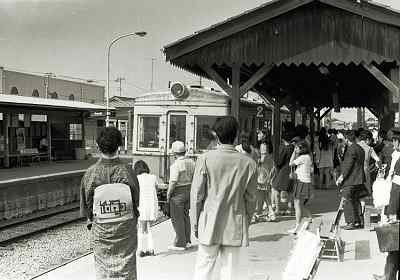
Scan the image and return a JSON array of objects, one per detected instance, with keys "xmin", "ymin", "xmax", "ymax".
[{"xmin": 163, "ymin": 0, "xmax": 400, "ymax": 113}]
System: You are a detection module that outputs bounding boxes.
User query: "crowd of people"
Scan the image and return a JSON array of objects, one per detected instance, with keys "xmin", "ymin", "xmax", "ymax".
[{"xmin": 79, "ymin": 118, "xmax": 399, "ymax": 280}]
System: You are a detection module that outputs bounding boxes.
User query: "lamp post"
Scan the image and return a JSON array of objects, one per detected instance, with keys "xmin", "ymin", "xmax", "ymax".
[{"xmin": 106, "ymin": 31, "xmax": 147, "ymax": 126}]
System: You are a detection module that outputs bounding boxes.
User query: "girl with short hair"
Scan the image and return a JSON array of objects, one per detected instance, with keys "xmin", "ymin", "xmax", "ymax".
[
  {"xmin": 288, "ymin": 140, "xmax": 314, "ymax": 234},
  {"xmin": 133, "ymin": 160, "xmax": 159, "ymax": 257}
]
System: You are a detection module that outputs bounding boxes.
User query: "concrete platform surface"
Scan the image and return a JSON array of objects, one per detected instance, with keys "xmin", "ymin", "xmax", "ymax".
[{"xmin": 33, "ymin": 189, "xmax": 387, "ymax": 280}]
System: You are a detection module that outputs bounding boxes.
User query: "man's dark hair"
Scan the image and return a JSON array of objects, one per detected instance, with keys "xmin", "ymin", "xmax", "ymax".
[
  {"xmin": 212, "ymin": 116, "xmax": 238, "ymax": 144},
  {"xmin": 96, "ymin": 126, "xmax": 122, "ymax": 155},
  {"xmin": 378, "ymin": 130, "xmax": 387, "ymax": 140},
  {"xmin": 133, "ymin": 160, "xmax": 150, "ymax": 175},
  {"xmin": 359, "ymin": 130, "xmax": 369, "ymax": 141},
  {"xmin": 345, "ymin": 130, "xmax": 357, "ymax": 143}
]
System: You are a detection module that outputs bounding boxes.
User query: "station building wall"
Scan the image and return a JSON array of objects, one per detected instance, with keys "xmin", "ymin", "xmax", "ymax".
[{"xmin": 0, "ymin": 69, "xmax": 104, "ymax": 104}]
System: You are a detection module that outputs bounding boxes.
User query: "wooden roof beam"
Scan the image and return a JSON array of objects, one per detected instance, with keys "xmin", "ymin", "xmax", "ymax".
[
  {"xmin": 202, "ymin": 64, "xmax": 232, "ymax": 96},
  {"xmin": 319, "ymin": 106, "xmax": 333, "ymax": 120},
  {"xmin": 361, "ymin": 62, "xmax": 399, "ymax": 96},
  {"xmin": 240, "ymin": 64, "xmax": 274, "ymax": 97}
]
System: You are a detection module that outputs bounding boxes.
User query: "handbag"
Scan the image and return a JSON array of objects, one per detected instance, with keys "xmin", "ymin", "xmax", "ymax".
[
  {"xmin": 374, "ymin": 222, "xmax": 399, "ymax": 252},
  {"xmin": 372, "ymin": 178, "xmax": 392, "ymax": 208}
]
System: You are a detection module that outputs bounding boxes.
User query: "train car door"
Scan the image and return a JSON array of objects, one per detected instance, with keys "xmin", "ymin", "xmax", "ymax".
[{"xmin": 164, "ymin": 112, "xmax": 189, "ymax": 182}]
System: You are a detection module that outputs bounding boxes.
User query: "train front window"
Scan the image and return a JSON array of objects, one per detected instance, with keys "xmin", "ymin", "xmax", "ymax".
[
  {"xmin": 169, "ymin": 115, "xmax": 186, "ymax": 148},
  {"xmin": 196, "ymin": 116, "xmax": 218, "ymax": 152},
  {"xmin": 138, "ymin": 115, "xmax": 160, "ymax": 149}
]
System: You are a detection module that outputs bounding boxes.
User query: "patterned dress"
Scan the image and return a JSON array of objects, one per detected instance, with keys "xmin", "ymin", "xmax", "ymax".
[{"xmin": 80, "ymin": 157, "xmax": 140, "ymax": 280}]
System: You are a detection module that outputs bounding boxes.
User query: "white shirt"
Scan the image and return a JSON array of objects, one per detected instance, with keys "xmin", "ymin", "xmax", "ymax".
[
  {"xmin": 293, "ymin": 154, "xmax": 312, "ymax": 183},
  {"xmin": 388, "ymin": 150, "xmax": 400, "ymax": 181}
]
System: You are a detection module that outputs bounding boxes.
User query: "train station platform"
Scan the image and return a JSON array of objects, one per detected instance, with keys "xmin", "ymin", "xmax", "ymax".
[{"xmin": 33, "ymin": 189, "xmax": 387, "ymax": 280}]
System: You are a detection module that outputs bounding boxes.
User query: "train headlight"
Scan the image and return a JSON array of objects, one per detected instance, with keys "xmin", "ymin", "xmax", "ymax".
[{"xmin": 170, "ymin": 82, "xmax": 189, "ymax": 99}]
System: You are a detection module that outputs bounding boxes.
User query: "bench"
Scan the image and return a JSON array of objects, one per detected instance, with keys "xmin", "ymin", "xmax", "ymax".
[{"xmin": 18, "ymin": 148, "xmax": 49, "ymax": 166}]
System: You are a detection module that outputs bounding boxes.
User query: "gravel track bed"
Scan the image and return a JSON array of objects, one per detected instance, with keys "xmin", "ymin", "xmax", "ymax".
[{"xmin": 0, "ymin": 220, "xmax": 91, "ymax": 280}]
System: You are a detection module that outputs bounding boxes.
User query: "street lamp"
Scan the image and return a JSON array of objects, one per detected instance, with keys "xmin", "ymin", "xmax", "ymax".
[{"xmin": 106, "ymin": 31, "xmax": 147, "ymax": 126}]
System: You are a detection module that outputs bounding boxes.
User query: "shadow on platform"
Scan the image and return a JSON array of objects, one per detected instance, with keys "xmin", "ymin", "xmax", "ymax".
[{"xmin": 250, "ymin": 233, "xmax": 287, "ymax": 242}]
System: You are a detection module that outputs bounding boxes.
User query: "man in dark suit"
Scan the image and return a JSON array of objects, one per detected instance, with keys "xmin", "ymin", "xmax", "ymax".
[{"xmin": 336, "ymin": 130, "xmax": 366, "ymax": 230}]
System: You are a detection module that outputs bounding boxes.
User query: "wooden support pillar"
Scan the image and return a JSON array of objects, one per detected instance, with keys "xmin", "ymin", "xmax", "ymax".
[
  {"xmin": 232, "ymin": 63, "xmax": 241, "ymax": 122},
  {"xmin": 273, "ymin": 97, "xmax": 281, "ymax": 163},
  {"xmin": 316, "ymin": 109, "xmax": 321, "ymax": 132},
  {"xmin": 3, "ymin": 113, "xmax": 9, "ymax": 168},
  {"xmin": 290, "ymin": 107, "xmax": 296, "ymax": 124},
  {"xmin": 301, "ymin": 107, "xmax": 307, "ymax": 125},
  {"xmin": 390, "ymin": 67, "xmax": 400, "ymax": 128},
  {"xmin": 309, "ymin": 108, "xmax": 315, "ymax": 151}
]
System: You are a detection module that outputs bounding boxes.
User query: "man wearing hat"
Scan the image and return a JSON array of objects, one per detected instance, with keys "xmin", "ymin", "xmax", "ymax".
[{"xmin": 167, "ymin": 140, "xmax": 196, "ymax": 250}]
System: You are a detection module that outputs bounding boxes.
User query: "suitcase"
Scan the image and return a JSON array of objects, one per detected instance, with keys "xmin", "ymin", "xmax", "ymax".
[{"xmin": 374, "ymin": 222, "xmax": 399, "ymax": 252}]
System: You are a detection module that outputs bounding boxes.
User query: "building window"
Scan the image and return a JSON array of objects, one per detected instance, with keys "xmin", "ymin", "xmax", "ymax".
[
  {"xmin": 196, "ymin": 116, "xmax": 218, "ymax": 151},
  {"xmin": 10, "ymin": 86, "xmax": 19, "ymax": 95},
  {"xmin": 32, "ymin": 89, "xmax": 39, "ymax": 97},
  {"xmin": 50, "ymin": 92, "xmax": 58, "ymax": 99},
  {"xmin": 69, "ymin": 94, "xmax": 75, "ymax": 101},
  {"xmin": 138, "ymin": 115, "xmax": 159, "ymax": 149},
  {"xmin": 69, "ymin": 123, "xmax": 83, "ymax": 140}
]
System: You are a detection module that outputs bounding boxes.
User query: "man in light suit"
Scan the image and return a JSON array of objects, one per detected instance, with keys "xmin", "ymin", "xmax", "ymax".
[
  {"xmin": 337, "ymin": 130, "xmax": 366, "ymax": 230},
  {"xmin": 191, "ymin": 116, "xmax": 258, "ymax": 280}
]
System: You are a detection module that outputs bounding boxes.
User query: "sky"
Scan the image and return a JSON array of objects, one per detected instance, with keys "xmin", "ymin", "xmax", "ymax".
[{"xmin": 0, "ymin": 0, "xmax": 399, "ymax": 122}]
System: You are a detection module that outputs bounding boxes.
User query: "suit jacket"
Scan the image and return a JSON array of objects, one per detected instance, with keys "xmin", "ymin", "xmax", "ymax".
[
  {"xmin": 340, "ymin": 143, "xmax": 366, "ymax": 187},
  {"xmin": 191, "ymin": 144, "xmax": 258, "ymax": 247}
]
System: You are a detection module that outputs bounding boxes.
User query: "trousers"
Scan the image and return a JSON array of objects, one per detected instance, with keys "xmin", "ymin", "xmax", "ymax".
[
  {"xmin": 193, "ymin": 244, "xmax": 243, "ymax": 280},
  {"xmin": 170, "ymin": 186, "xmax": 191, "ymax": 247},
  {"xmin": 384, "ymin": 251, "xmax": 399, "ymax": 280},
  {"xmin": 341, "ymin": 185, "xmax": 362, "ymax": 225}
]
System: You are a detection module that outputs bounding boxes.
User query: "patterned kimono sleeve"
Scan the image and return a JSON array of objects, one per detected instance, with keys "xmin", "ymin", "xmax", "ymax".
[{"xmin": 80, "ymin": 168, "xmax": 95, "ymax": 221}]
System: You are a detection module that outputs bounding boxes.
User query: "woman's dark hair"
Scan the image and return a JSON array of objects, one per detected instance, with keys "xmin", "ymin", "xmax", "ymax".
[
  {"xmin": 96, "ymin": 126, "xmax": 122, "ymax": 155},
  {"xmin": 318, "ymin": 127, "xmax": 329, "ymax": 151},
  {"xmin": 297, "ymin": 140, "xmax": 310, "ymax": 156},
  {"xmin": 239, "ymin": 132, "xmax": 251, "ymax": 154},
  {"xmin": 258, "ymin": 130, "xmax": 273, "ymax": 154},
  {"xmin": 133, "ymin": 160, "xmax": 150, "ymax": 175},
  {"xmin": 212, "ymin": 116, "xmax": 238, "ymax": 144}
]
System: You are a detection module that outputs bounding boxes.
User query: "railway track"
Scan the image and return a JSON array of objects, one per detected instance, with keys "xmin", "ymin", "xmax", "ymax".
[{"xmin": 0, "ymin": 206, "xmax": 83, "ymax": 245}]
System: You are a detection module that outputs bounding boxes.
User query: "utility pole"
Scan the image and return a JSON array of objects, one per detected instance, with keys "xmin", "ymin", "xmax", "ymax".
[
  {"xmin": 150, "ymin": 58, "xmax": 155, "ymax": 91},
  {"xmin": 115, "ymin": 77, "xmax": 125, "ymax": 96}
]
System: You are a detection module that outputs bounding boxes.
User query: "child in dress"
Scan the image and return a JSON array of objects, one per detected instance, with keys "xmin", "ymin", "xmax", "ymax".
[
  {"xmin": 133, "ymin": 160, "xmax": 159, "ymax": 257},
  {"xmin": 288, "ymin": 140, "xmax": 314, "ymax": 234}
]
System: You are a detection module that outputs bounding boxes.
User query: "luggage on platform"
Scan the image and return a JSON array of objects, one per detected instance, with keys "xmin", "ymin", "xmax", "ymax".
[{"xmin": 374, "ymin": 222, "xmax": 400, "ymax": 252}]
